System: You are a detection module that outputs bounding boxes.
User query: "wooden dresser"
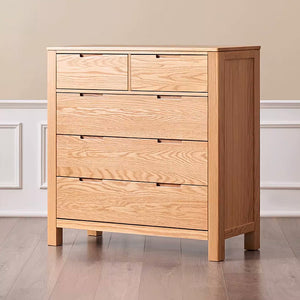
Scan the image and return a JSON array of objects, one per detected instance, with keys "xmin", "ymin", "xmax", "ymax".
[{"xmin": 47, "ymin": 46, "xmax": 260, "ymax": 261}]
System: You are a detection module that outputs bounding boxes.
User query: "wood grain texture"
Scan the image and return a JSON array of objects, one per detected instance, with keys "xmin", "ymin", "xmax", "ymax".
[
  {"xmin": 223, "ymin": 51, "xmax": 256, "ymax": 231},
  {"xmin": 131, "ymin": 55, "xmax": 207, "ymax": 92},
  {"xmin": 47, "ymin": 50, "xmax": 62, "ymax": 246},
  {"xmin": 208, "ymin": 51, "xmax": 225, "ymax": 261},
  {"xmin": 245, "ymin": 50, "xmax": 260, "ymax": 250},
  {"xmin": 225, "ymin": 222, "xmax": 255, "ymax": 239},
  {"xmin": 57, "ymin": 54, "xmax": 127, "ymax": 90},
  {"xmin": 57, "ymin": 177, "xmax": 208, "ymax": 230},
  {"xmin": 57, "ymin": 219, "xmax": 208, "ymax": 240},
  {"xmin": 48, "ymin": 45, "xmax": 260, "ymax": 52},
  {"xmin": 57, "ymin": 93, "xmax": 208, "ymax": 141},
  {"xmin": 57, "ymin": 135, "xmax": 208, "ymax": 185}
]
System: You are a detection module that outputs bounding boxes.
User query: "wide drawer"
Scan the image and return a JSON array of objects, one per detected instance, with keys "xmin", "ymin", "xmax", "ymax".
[
  {"xmin": 57, "ymin": 93, "xmax": 207, "ymax": 141},
  {"xmin": 57, "ymin": 177, "xmax": 208, "ymax": 230},
  {"xmin": 56, "ymin": 54, "xmax": 128, "ymax": 90},
  {"xmin": 131, "ymin": 55, "xmax": 207, "ymax": 92},
  {"xmin": 57, "ymin": 135, "xmax": 207, "ymax": 185}
]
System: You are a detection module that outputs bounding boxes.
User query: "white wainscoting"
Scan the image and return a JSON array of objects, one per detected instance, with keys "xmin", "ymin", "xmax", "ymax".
[
  {"xmin": 0, "ymin": 100, "xmax": 299, "ymax": 217},
  {"xmin": 0, "ymin": 100, "xmax": 47, "ymax": 216}
]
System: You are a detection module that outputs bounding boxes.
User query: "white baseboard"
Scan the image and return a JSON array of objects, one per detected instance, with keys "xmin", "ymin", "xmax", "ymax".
[{"xmin": 0, "ymin": 211, "xmax": 47, "ymax": 217}]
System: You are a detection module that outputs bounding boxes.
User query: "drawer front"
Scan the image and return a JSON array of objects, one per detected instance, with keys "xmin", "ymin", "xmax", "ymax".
[
  {"xmin": 57, "ymin": 54, "xmax": 128, "ymax": 90},
  {"xmin": 57, "ymin": 135, "xmax": 207, "ymax": 185},
  {"xmin": 57, "ymin": 93, "xmax": 207, "ymax": 141},
  {"xmin": 131, "ymin": 55, "xmax": 207, "ymax": 92},
  {"xmin": 57, "ymin": 177, "xmax": 208, "ymax": 230}
]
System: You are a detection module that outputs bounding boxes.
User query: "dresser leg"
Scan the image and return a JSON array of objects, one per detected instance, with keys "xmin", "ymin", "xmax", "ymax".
[
  {"xmin": 48, "ymin": 227, "xmax": 63, "ymax": 246},
  {"xmin": 244, "ymin": 224, "xmax": 260, "ymax": 250},
  {"xmin": 208, "ymin": 238, "xmax": 225, "ymax": 262},
  {"xmin": 88, "ymin": 230, "xmax": 102, "ymax": 237}
]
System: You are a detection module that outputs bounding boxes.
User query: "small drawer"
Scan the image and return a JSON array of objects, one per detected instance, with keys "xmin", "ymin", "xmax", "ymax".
[
  {"xmin": 57, "ymin": 177, "xmax": 208, "ymax": 230},
  {"xmin": 57, "ymin": 93, "xmax": 207, "ymax": 141},
  {"xmin": 57, "ymin": 135, "xmax": 208, "ymax": 185},
  {"xmin": 131, "ymin": 55, "xmax": 207, "ymax": 92},
  {"xmin": 57, "ymin": 54, "xmax": 128, "ymax": 90}
]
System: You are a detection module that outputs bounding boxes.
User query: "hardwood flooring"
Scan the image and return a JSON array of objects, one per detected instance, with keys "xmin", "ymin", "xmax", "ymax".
[{"xmin": 1, "ymin": 218, "xmax": 300, "ymax": 300}]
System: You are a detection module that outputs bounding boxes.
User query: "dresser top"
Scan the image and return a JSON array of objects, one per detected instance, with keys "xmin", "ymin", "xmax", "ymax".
[{"xmin": 47, "ymin": 45, "xmax": 260, "ymax": 53}]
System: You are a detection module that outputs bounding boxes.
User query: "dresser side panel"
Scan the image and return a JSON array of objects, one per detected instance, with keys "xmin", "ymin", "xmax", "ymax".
[{"xmin": 222, "ymin": 50, "xmax": 260, "ymax": 234}]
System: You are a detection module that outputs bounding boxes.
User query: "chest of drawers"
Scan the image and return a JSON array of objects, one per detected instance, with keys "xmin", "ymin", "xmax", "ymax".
[{"xmin": 47, "ymin": 46, "xmax": 260, "ymax": 261}]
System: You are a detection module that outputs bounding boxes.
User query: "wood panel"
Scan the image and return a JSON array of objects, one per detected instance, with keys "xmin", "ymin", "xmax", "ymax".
[
  {"xmin": 223, "ymin": 51, "xmax": 256, "ymax": 231},
  {"xmin": 48, "ymin": 45, "xmax": 260, "ymax": 53},
  {"xmin": 57, "ymin": 135, "xmax": 208, "ymax": 185},
  {"xmin": 57, "ymin": 177, "xmax": 208, "ymax": 230},
  {"xmin": 245, "ymin": 50, "xmax": 260, "ymax": 250},
  {"xmin": 208, "ymin": 52, "xmax": 225, "ymax": 261},
  {"xmin": 131, "ymin": 55, "xmax": 207, "ymax": 92},
  {"xmin": 47, "ymin": 50, "xmax": 62, "ymax": 246},
  {"xmin": 57, "ymin": 93, "xmax": 207, "ymax": 140},
  {"xmin": 57, "ymin": 54, "xmax": 127, "ymax": 90},
  {"xmin": 57, "ymin": 219, "xmax": 208, "ymax": 240}
]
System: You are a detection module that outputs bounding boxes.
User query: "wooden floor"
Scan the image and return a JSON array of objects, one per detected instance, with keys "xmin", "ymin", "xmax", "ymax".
[{"xmin": 1, "ymin": 218, "xmax": 300, "ymax": 300}]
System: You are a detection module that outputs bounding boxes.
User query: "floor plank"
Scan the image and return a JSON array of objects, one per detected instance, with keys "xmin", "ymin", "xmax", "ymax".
[
  {"xmin": 0, "ymin": 218, "xmax": 46, "ymax": 299},
  {"xmin": 6, "ymin": 227, "xmax": 78, "ymax": 300},
  {"xmin": 138, "ymin": 236, "xmax": 182, "ymax": 300},
  {"xmin": 259, "ymin": 218, "xmax": 300, "ymax": 300},
  {"xmin": 181, "ymin": 238, "xmax": 228, "ymax": 300},
  {"xmin": 94, "ymin": 233, "xmax": 145, "ymax": 300},
  {"xmin": 0, "ymin": 217, "xmax": 18, "ymax": 246},
  {"xmin": 49, "ymin": 230, "xmax": 111, "ymax": 300},
  {"xmin": 277, "ymin": 217, "xmax": 300, "ymax": 260},
  {"xmin": 1, "ymin": 217, "xmax": 300, "ymax": 300}
]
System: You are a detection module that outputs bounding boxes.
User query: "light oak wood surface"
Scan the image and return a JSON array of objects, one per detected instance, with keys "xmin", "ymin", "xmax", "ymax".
[
  {"xmin": 57, "ymin": 54, "xmax": 128, "ymax": 90},
  {"xmin": 57, "ymin": 177, "xmax": 208, "ymax": 230},
  {"xmin": 208, "ymin": 51, "xmax": 225, "ymax": 261},
  {"xmin": 48, "ymin": 46, "xmax": 260, "ymax": 261},
  {"xmin": 48, "ymin": 45, "xmax": 261, "ymax": 52},
  {"xmin": 131, "ymin": 55, "xmax": 207, "ymax": 92},
  {"xmin": 57, "ymin": 93, "xmax": 208, "ymax": 141},
  {"xmin": 57, "ymin": 135, "xmax": 208, "ymax": 185},
  {"xmin": 47, "ymin": 50, "xmax": 62, "ymax": 246},
  {"xmin": 57, "ymin": 219, "xmax": 208, "ymax": 240}
]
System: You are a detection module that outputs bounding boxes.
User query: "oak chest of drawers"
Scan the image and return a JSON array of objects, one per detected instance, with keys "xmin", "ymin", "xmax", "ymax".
[{"xmin": 48, "ymin": 46, "xmax": 260, "ymax": 261}]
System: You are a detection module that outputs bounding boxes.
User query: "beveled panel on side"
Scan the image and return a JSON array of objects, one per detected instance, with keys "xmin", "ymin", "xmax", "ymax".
[
  {"xmin": 57, "ymin": 93, "xmax": 207, "ymax": 141},
  {"xmin": 57, "ymin": 54, "xmax": 128, "ymax": 90},
  {"xmin": 57, "ymin": 135, "xmax": 208, "ymax": 185},
  {"xmin": 131, "ymin": 55, "xmax": 207, "ymax": 92},
  {"xmin": 57, "ymin": 177, "xmax": 208, "ymax": 230}
]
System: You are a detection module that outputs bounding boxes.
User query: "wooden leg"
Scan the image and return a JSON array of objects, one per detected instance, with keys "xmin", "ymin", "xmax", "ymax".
[
  {"xmin": 208, "ymin": 237, "xmax": 225, "ymax": 262},
  {"xmin": 48, "ymin": 227, "xmax": 63, "ymax": 246},
  {"xmin": 244, "ymin": 221, "xmax": 260, "ymax": 250},
  {"xmin": 88, "ymin": 230, "xmax": 102, "ymax": 237}
]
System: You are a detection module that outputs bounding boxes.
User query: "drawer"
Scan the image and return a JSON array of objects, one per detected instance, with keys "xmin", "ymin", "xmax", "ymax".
[
  {"xmin": 56, "ymin": 54, "xmax": 128, "ymax": 90},
  {"xmin": 57, "ymin": 177, "xmax": 208, "ymax": 230},
  {"xmin": 57, "ymin": 135, "xmax": 207, "ymax": 185},
  {"xmin": 57, "ymin": 93, "xmax": 207, "ymax": 141},
  {"xmin": 131, "ymin": 55, "xmax": 207, "ymax": 92}
]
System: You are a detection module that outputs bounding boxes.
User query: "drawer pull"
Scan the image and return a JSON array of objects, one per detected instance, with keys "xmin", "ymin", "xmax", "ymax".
[
  {"xmin": 79, "ymin": 54, "xmax": 103, "ymax": 57},
  {"xmin": 79, "ymin": 93, "xmax": 104, "ymax": 97},
  {"xmin": 156, "ymin": 183, "xmax": 181, "ymax": 188},
  {"xmin": 157, "ymin": 95, "xmax": 183, "ymax": 100},
  {"xmin": 157, "ymin": 139, "xmax": 182, "ymax": 144},
  {"xmin": 156, "ymin": 55, "xmax": 160, "ymax": 58},
  {"xmin": 79, "ymin": 178, "xmax": 102, "ymax": 182},
  {"xmin": 80, "ymin": 135, "xmax": 104, "ymax": 140}
]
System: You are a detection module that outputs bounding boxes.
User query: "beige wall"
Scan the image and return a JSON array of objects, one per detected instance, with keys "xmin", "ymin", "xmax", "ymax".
[{"xmin": 1, "ymin": 0, "xmax": 299, "ymax": 100}]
